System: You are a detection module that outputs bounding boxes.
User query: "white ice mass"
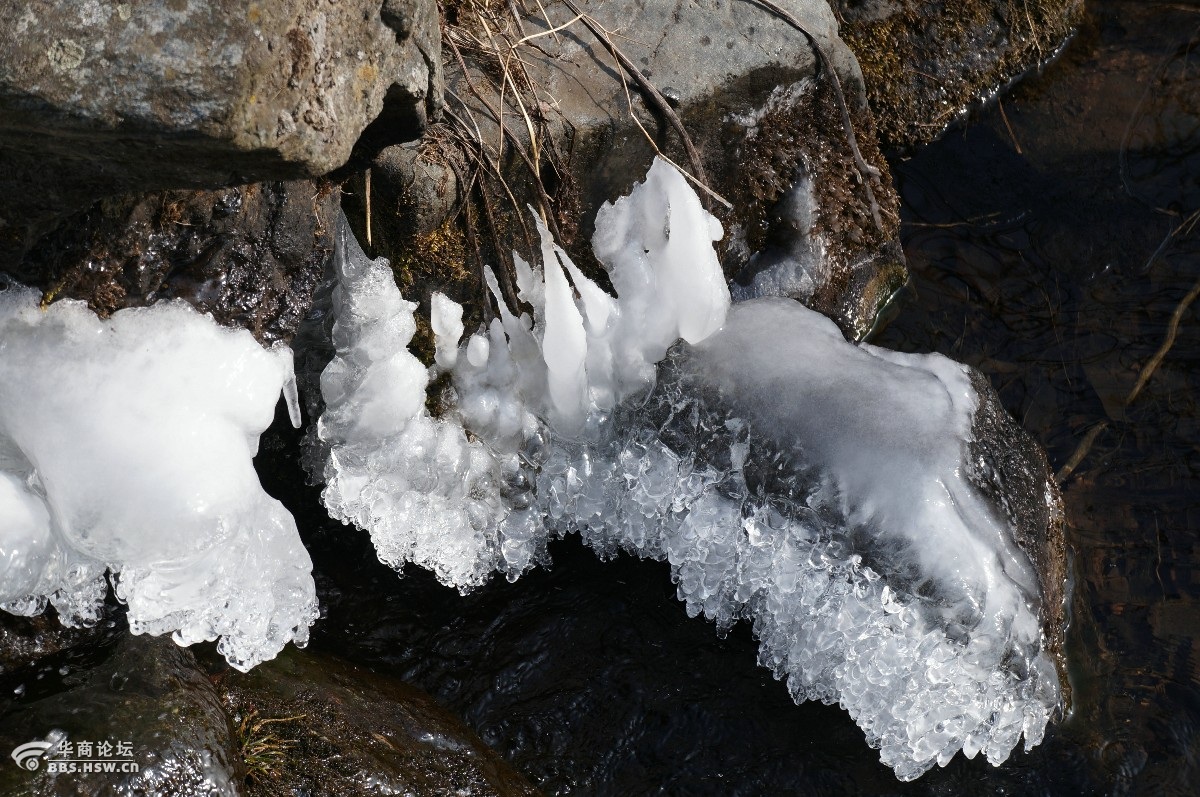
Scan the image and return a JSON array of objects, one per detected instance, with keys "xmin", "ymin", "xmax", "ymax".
[
  {"xmin": 0, "ymin": 288, "xmax": 317, "ymax": 671},
  {"xmin": 315, "ymin": 158, "xmax": 1062, "ymax": 780}
]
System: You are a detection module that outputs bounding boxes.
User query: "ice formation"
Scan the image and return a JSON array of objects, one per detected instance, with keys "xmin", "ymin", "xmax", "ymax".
[
  {"xmin": 0, "ymin": 287, "xmax": 317, "ymax": 671},
  {"xmin": 315, "ymin": 158, "xmax": 1061, "ymax": 779}
]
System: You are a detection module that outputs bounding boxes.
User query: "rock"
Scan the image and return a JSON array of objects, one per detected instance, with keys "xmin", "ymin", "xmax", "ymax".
[
  {"xmin": 652, "ymin": 333, "xmax": 1068, "ymax": 708},
  {"xmin": 0, "ymin": 608, "xmax": 116, "ymax": 682},
  {"xmin": 213, "ymin": 647, "xmax": 540, "ymax": 797},
  {"xmin": 0, "ymin": 634, "xmax": 241, "ymax": 797},
  {"xmin": 832, "ymin": 0, "xmax": 1084, "ymax": 148},
  {"xmin": 5, "ymin": 180, "xmax": 342, "ymax": 346},
  {"xmin": 359, "ymin": 0, "xmax": 905, "ymax": 341},
  {"xmin": 966, "ymin": 369, "xmax": 1069, "ymax": 703},
  {"xmin": 0, "ymin": 0, "xmax": 441, "ymax": 262}
]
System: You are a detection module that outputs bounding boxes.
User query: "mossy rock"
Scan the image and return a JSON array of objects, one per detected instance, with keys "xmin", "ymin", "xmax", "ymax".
[
  {"xmin": 356, "ymin": 0, "xmax": 908, "ymax": 341},
  {"xmin": 834, "ymin": 0, "xmax": 1085, "ymax": 148},
  {"xmin": 214, "ymin": 647, "xmax": 540, "ymax": 797}
]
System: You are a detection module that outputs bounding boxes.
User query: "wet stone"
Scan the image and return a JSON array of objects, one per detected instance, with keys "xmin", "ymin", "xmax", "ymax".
[
  {"xmin": 0, "ymin": 634, "xmax": 240, "ymax": 797},
  {"xmin": 212, "ymin": 647, "xmax": 541, "ymax": 797},
  {"xmin": 0, "ymin": 0, "xmax": 441, "ymax": 264},
  {"xmin": 0, "ymin": 610, "xmax": 112, "ymax": 681},
  {"xmin": 5, "ymin": 180, "xmax": 342, "ymax": 346},
  {"xmin": 833, "ymin": 0, "xmax": 1085, "ymax": 148}
]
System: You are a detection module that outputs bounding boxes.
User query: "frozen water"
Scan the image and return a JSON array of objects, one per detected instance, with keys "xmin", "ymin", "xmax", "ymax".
[
  {"xmin": 430, "ymin": 291, "xmax": 465, "ymax": 370},
  {"xmin": 315, "ymin": 158, "xmax": 1061, "ymax": 778},
  {"xmin": 0, "ymin": 287, "xmax": 317, "ymax": 671},
  {"xmin": 315, "ymin": 221, "xmax": 546, "ymax": 585}
]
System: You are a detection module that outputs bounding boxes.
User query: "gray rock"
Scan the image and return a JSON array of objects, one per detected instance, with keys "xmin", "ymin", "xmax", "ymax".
[
  {"xmin": 368, "ymin": 0, "xmax": 905, "ymax": 340},
  {"xmin": 0, "ymin": 0, "xmax": 441, "ymax": 262},
  {"xmin": 966, "ymin": 369, "xmax": 1069, "ymax": 703},
  {"xmin": 5, "ymin": 179, "xmax": 341, "ymax": 346},
  {"xmin": 832, "ymin": 0, "xmax": 1084, "ymax": 148},
  {"xmin": 0, "ymin": 635, "xmax": 241, "ymax": 797},
  {"xmin": 646, "ymin": 319, "xmax": 1068, "ymax": 705},
  {"xmin": 214, "ymin": 647, "xmax": 541, "ymax": 797}
]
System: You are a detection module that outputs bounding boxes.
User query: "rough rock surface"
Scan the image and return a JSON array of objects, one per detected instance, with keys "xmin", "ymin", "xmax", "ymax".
[
  {"xmin": 355, "ymin": 0, "xmax": 905, "ymax": 341},
  {"xmin": 0, "ymin": 635, "xmax": 240, "ymax": 797},
  {"xmin": 6, "ymin": 180, "xmax": 341, "ymax": 345},
  {"xmin": 652, "ymin": 349, "xmax": 1069, "ymax": 708},
  {"xmin": 0, "ymin": 0, "xmax": 441, "ymax": 263},
  {"xmin": 0, "ymin": 608, "xmax": 116, "ymax": 681},
  {"xmin": 965, "ymin": 369, "xmax": 1069, "ymax": 704},
  {"xmin": 833, "ymin": 0, "xmax": 1084, "ymax": 148},
  {"xmin": 214, "ymin": 648, "xmax": 541, "ymax": 797}
]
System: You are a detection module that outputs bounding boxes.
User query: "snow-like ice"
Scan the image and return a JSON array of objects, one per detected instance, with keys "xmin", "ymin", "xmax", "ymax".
[
  {"xmin": 0, "ymin": 287, "xmax": 317, "ymax": 671},
  {"xmin": 314, "ymin": 158, "xmax": 1061, "ymax": 779},
  {"xmin": 315, "ymin": 221, "xmax": 546, "ymax": 585}
]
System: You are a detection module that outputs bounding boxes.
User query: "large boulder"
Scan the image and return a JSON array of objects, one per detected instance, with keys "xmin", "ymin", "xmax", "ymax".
[
  {"xmin": 966, "ymin": 370, "xmax": 1068, "ymax": 699},
  {"xmin": 0, "ymin": 0, "xmax": 441, "ymax": 262},
  {"xmin": 354, "ymin": 0, "xmax": 906, "ymax": 341},
  {"xmin": 832, "ymin": 0, "xmax": 1084, "ymax": 148}
]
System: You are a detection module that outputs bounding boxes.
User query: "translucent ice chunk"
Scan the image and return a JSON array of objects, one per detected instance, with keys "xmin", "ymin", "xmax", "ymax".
[
  {"xmin": 315, "ymin": 157, "xmax": 1062, "ymax": 779},
  {"xmin": 0, "ymin": 287, "xmax": 317, "ymax": 670}
]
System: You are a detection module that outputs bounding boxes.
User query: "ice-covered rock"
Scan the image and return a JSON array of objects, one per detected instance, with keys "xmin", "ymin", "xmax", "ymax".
[
  {"xmin": 315, "ymin": 158, "xmax": 1064, "ymax": 779},
  {"xmin": 315, "ymin": 220, "xmax": 546, "ymax": 585},
  {"xmin": 0, "ymin": 286, "xmax": 316, "ymax": 671}
]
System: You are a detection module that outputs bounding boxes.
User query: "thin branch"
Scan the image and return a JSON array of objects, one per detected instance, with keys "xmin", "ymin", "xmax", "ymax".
[
  {"xmin": 1125, "ymin": 274, "xmax": 1200, "ymax": 406},
  {"xmin": 609, "ymin": 42, "xmax": 733, "ymax": 210},
  {"xmin": 1055, "ymin": 422, "xmax": 1108, "ymax": 483},
  {"xmin": 514, "ymin": 13, "xmax": 585, "ymax": 46},
  {"xmin": 364, "ymin": 168, "xmax": 373, "ymax": 249},
  {"xmin": 997, "ymin": 97, "xmax": 1023, "ymax": 155},
  {"xmin": 1058, "ymin": 263, "xmax": 1200, "ymax": 483}
]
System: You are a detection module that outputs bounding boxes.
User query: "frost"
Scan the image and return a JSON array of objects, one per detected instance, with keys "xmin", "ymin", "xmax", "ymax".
[
  {"xmin": 0, "ymin": 288, "xmax": 317, "ymax": 671},
  {"xmin": 315, "ymin": 158, "xmax": 1061, "ymax": 778}
]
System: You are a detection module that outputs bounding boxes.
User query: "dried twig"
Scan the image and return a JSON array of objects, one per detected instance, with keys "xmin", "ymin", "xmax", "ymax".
[
  {"xmin": 997, "ymin": 97, "xmax": 1024, "ymax": 155},
  {"xmin": 1125, "ymin": 274, "xmax": 1200, "ymax": 406},
  {"xmin": 1057, "ymin": 266, "xmax": 1200, "ymax": 484},
  {"xmin": 364, "ymin": 168, "xmax": 373, "ymax": 249},
  {"xmin": 444, "ymin": 27, "xmax": 564, "ymax": 241},
  {"xmin": 1054, "ymin": 421, "xmax": 1108, "ymax": 483},
  {"xmin": 604, "ymin": 29, "xmax": 733, "ymax": 210}
]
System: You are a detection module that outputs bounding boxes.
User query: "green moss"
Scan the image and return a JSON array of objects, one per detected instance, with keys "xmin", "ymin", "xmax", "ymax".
[
  {"xmin": 235, "ymin": 708, "xmax": 304, "ymax": 787},
  {"xmin": 723, "ymin": 73, "xmax": 907, "ymax": 338},
  {"xmin": 840, "ymin": 0, "xmax": 1084, "ymax": 148}
]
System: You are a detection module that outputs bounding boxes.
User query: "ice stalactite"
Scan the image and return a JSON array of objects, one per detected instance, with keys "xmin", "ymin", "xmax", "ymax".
[
  {"xmin": 315, "ymin": 157, "xmax": 1062, "ymax": 779},
  {"xmin": 0, "ymin": 288, "xmax": 316, "ymax": 671}
]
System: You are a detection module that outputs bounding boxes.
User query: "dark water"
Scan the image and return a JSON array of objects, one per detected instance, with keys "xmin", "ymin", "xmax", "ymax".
[{"xmin": 296, "ymin": 2, "xmax": 1200, "ymax": 794}]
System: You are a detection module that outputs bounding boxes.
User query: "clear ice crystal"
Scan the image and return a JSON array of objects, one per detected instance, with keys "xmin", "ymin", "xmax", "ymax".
[{"xmin": 315, "ymin": 157, "xmax": 1061, "ymax": 779}]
